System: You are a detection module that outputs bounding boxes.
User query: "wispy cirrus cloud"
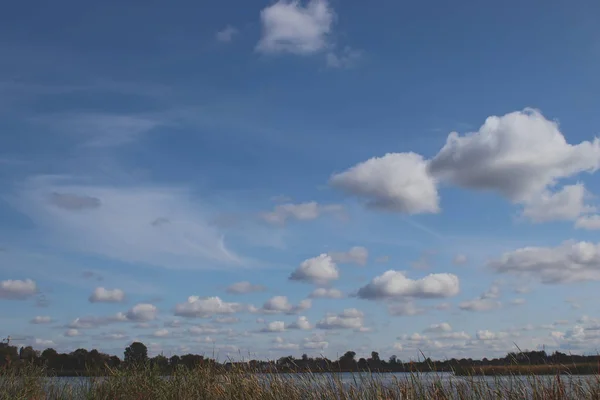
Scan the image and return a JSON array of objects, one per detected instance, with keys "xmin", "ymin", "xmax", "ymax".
[{"xmin": 11, "ymin": 175, "xmax": 243, "ymax": 269}]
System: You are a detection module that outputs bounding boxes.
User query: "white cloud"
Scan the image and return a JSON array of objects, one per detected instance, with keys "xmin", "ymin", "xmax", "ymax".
[
  {"xmin": 188, "ymin": 324, "xmax": 220, "ymax": 335},
  {"xmin": 35, "ymin": 112, "xmax": 160, "ymax": 148},
  {"xmin": 326, "ymin": 46, "xmax": 362, "ymax": 68},
  {"xmin": 261, "ymin": 201, "xmax": 343, "ymax": 225},
  {"xmin": 216, "ymin": 25, "xmax": 238, "ymax": 42},
  {"xmin": 175, "ymin": 296, "xmax": 242, "ymax": 318},
  {"xmin": 65, "ymin": 329, "xmax": 80, "ymax": 337},
  {"xmin": 289, "ymin": 316, "xmax": 312, "ymax": 330},
  {"xmin": 329, "ymin": 246, "xmax": 368, "ymax": 266},
  {"xmin": 258, "ymin": 296, "xmax": 312, "ymax": 315},
  {"xmin": 14, "ymin": 176, "xmax": 241, "ymax": 270},
  {"xmin": 261, "ymin": 321, "xmax": 286, "ymax": 332},
  {"xmin": 510, "ymin": 298, "xmax": 526, "ymax": 306},
  {"xmin": 424, "ymin": 323, "xmax": 452, "ymax": 333},
  {"xmin": 0, "ymin": 279, "xmax": 37, "ymax": 299},
  {"xmin": 316, "ymin": 308, "xmax": 364, "ymax": 330},
  {"xmin": 440, "ymin": 331, "xmax": 471, "ymax": 340},
  {"xmin": 30, "ymin": 316, "xmax": 51, "ymax": 324},
  {"xmin": 226, "ymin": 281, "xmax": 266, "ymax": 294},
  {"xmin": 489, "ymin": 240, "xmax": 600, "ymax": 284},
  {"xmin": 68, "ymin": 313, "xmax": 127, "ymax": 329},
  {"xmin": 153, "ymin": 329, "xmax": 169, "ymax": 338},
  {"xmin": 289, "ymin": 254, "xmax": 339, "ymax": 285},
  {"xmin": 476, "ymin": 330, "xmax": 509, "ymax": 341},
  {"xmin": 126, "ymin": 303, "xmax": 158, "ymax": 322},
  {"xmin": 89, "ymin": 287, "xmax": 125, "ymax": 303},
  {"xmin": 387, "ymin": 302, "xmax": 425, "ymax": 316},
  {"xmin": 428, "ymin": 109, "xmax": 600, "ymax": 203},
  {"xmin": 329, "ymin": 109, "xmax": 600, "ymax": 218},
  {"xmin": 256, "ymin": 0, "xmax": 334, "ymax": 55},
  {"xmin": 521, "ymin": 184, "xmax": 594, "ymax": 222},
  {"xmin": 576, "ymin": 215, "xmax": 600, "ymax": 230},
  {"xmin": 330, "ymin": 153, "xmax": 440, "ymax": 214},
  {"xmin": 452, "ymin": 254, "xmax": 468, "ymax": 266},
  {"xmin": 459, "ymin": 298, "xmax": 502, "ymax": 312},
  {"xmin": 309, "ymin": 287, "xmax": 343, "ymax": 299},
  {"xmin": 272, "ymin": 337, "xmax": 300, "ymax": 351},
  {"xmin": 357, "ymin": 270, "xmax": 460, "ymax": 299},
  {"xmin": 35, "ymin": 338, "xmax": 56, "ymax": 347},
  {"xmin": 303, "ymin": 333, "xmax": 328, "ymax": 349},
  {"xmin": 214, "ymin": 316, "xmax": 239, "ymax": 324}
]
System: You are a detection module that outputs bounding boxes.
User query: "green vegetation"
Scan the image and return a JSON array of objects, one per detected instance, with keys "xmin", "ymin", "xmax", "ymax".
[
  {"xmin": 2, "ymin": 341, "xmax": 600, "ymax": 376},
  {"xmin": 2, "ymin": 362, "xmax": 600, "ymax": 399}
]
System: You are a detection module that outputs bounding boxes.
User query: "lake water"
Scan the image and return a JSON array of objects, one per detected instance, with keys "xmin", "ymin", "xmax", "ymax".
[{"xmin": 41, "ymin": 371, "xmax": 598, "ymax": 393}]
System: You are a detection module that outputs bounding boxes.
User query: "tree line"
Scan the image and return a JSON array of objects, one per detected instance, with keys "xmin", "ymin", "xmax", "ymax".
[{"xmin": 1, "ymin": 341, "xmax": 598, "ymax": 376}]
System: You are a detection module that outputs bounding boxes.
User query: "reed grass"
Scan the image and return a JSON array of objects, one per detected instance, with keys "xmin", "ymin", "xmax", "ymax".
[{"xmin": 2, "ymin": 363, "xmax": 600, "ymax": 399}]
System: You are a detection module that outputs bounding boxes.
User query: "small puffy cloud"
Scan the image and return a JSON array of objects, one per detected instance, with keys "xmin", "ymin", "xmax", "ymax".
[
  {"xmin": 289, "ymin": 316, "xmax": 312, "ymax": 330},
  {"xmin": 424, "ymin": 323, "xmax": 452, "ymax": 333},
  {"xmin": 428, "ymin": 109, "xmax": 600, "ymax": 203},
  {"xmin": 357, "ymin": 270, "xmax": 460, "ymax": 299},
  {"xmin": 521, "ymin": 184, "xmax": 594, "ymax": 222},
  {"xmin": 316, "ymin": 308, "xmax": 364, "ymax": 330},
  {"xmin": 272, "ymin": 337, "xmax": 300, "ymax": 351},
  {"xmin": 175, "ymin": 296, "xmax": 242, "ymax": 318},
  {"xmin": 49, "ymin": 192, "xmax": 101, "ymax": 211},
  {"xmin": 256, "ymin": 0, "xmax": 334, "ymax": 55},
  {"xmin": 326, "ymin": 46, "xmax": 362, "ymax": 69},
  {"xmin": 459, "ymin": 298, "xmax": 501, "ymax": 312},
  {"xmin": 68, "ymin": 313, "xmax": 127, "ymax": 329},
  {"xmin": 393, "ymin": 343, "xmax": 403, "ymax": 351},
  {"xmin": 35, "ymin": 338, "xmax": 56, "ymax": 346},
  {"xmin": 303, "ymin": 333, "xmax": 329, "ymax": 349},
  {"xmin": 400, "ymin": 333, "xmax": 428, "ymax": 342},
  {"xmin": 452, "ymin": 254, "xmax": 468, "ymax": 266},
  {"xmin": 330, "ymin": 153, "xmax": 440, "ymax": 214},
  {"xmin": 89, "ymin": 287, "xmax": 125, "ymax": 303},
  {"xmin": 30, "ymin": 316, "xmax": 52, "ymax": 324},
  {"xmin": 214, "ymin": 316, "xmax": 239, "ymax": 324},
  {"xmin": 188, "ymin": 324, "xmax": 220, "ymax": 335},
  {"xmin": 329, "ymin": 246, "xmax": 368, "ymax": 266},
  {"xmin": 216, "ymin": 25, "xmax": 238, "ymax": 42},
  {"xmin": 440, "ymin": 331, "xmax": 471, "ymax": 340},
  {"xmin": 576, "ymin": 215, "xmax": 600, "ymax": 230},
  {"xmin": 476, "ymin": 330, "xmax": 508, "ymax": 341},
  {"xmin": 289, "ymin": 254, "xmax": 339, "ymax": 285},
  {"xmin": 226, "ymin": 281, "xmax": 266, "ymax": 294},
  {"xmin": 387, "ymin": 302, "xmax": 425, "ymax": 316},
  {"xmin": 126, "ymin": 303, "xmax": 158, "ymax": 321},
  {"xmin": 0, "ymin": 279, "xmax": 37, "ymax": 300},
  {"xmin": 261, "ymin": 321, "xmax": 286, "ymax": 332},
  {"xmin": 510, "ymin": 298, "xmax": 526, "ymax": 306},
  {"xmin": 65, "ymin": 329, "xmax": 80, "ymax": 337},
  {"xmin": 153, "ymin": 329, "xmax": 169, "ymax": 338},
  {"xmin": 258, "ymin": 296, "xmax": 312, "ymax": 315},
  {"xmin": 309, "ymin": 288, "xmax": 343, "ymax": 299},
  {"xmin": 489, "ymin": 240, "xmax": 600, "ymax": 284},
  {"xmin": 261, "ymin": 201, "xmax": 343, "ymax": 225}
]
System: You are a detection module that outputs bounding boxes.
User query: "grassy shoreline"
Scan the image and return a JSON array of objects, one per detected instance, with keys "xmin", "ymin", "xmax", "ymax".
[{"xmin": 3, "ymin": 364, "xmax": 600, "ymax": 399}]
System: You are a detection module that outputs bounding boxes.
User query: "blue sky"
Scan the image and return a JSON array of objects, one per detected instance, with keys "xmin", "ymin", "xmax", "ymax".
[{"xmin": 1, "ymin": 0, "xmax": 600, "ymax": 360}]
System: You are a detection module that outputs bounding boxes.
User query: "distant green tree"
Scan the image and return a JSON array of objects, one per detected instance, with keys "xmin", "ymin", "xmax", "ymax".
[
  {"xmin": 0, "ymin": 345, "xmax": 19, "ymax": 367},
  {"xmin": 124, "ymin": 342, "xmax": 148, "ymax": 365},
  {"xmin": 340, "ymin": 351, "xmax": 356, "ymax": 361},
  {"xmin": 151, "ymin": 354, "xmax": 169, "ymax": 370},
  {"xmin": 370, "ymin": 351, "xmax": 380, "ymax": 362},
  {"xmin": 389, "ymin": 355, "xmax": 397, "ymax": 364},
  {"xmin": 19, "ymin": 346, "xmax": 38, "ymax": 363}
]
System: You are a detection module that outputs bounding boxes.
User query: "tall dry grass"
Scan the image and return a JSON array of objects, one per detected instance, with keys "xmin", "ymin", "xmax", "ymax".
[{"xmin": 2, "ymin": 363, "xmax": 600, "ymax": 399}]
